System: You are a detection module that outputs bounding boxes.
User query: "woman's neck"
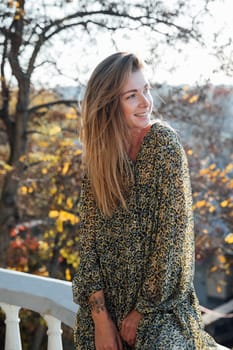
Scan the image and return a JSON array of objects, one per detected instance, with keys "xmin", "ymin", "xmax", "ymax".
[{"xmin": 127, "ymin": 124, "xmax": 151, "ymax": 162}]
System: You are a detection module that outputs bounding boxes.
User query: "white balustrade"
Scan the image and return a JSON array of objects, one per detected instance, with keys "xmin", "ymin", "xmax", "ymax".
[
  {"xmin": 0, "ymin": 303, "xmax": 22, "ymax": 350},
  {"xmin": 1, "ymin": 268, "xmax": 231, "ymax": 349},
  {"xmin": 0, "ymin": 268, "xmax": 79, "ymax": 350},
  {"xmin": 44, "ymin": 314, "xmax": 63, "ymax": 350}
]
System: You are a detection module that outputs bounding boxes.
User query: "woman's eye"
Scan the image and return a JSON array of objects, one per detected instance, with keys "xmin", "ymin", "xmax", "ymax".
[{"xmin": 126, "ymin": 94, "xmax": 136, "ymax": 100}]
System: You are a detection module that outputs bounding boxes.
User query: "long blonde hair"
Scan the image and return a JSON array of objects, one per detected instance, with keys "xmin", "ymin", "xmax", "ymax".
[{"xmin": 81, "ymin": 52, "xmax": 144, "ymax": 217}]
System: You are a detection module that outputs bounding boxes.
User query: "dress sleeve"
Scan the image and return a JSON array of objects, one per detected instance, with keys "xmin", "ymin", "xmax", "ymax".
[
  {"xmin": 135, "ymin": 129, "xmax": 195, "ymax": 315},
  {"xmin": 72, "ymin": 173, "xmax": 104, "ymax": 306}
]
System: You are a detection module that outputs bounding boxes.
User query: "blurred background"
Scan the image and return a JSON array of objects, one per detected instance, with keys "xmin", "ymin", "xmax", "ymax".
[{"xmin": 0, "ymin": 0, "xmax": 232, "ymax": 349}]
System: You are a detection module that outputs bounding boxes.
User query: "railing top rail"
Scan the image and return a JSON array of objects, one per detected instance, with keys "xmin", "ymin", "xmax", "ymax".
[{"xmin": 0, "ymin": 268, "xmax": 78, "ymax": 328}]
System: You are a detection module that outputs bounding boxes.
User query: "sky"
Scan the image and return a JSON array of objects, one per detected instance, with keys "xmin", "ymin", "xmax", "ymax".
[{"xmin": 32, "ymin": 0, "xmax": 233, "ymax": 87}]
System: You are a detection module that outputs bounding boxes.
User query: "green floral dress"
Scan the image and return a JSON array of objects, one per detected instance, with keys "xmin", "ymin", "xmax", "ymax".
[{"xmin": 72, "ymin": 122, "xmax": 219, "ymax": 349}]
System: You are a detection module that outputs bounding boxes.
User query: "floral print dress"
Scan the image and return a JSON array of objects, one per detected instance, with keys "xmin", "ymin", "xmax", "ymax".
[{"xmin": 72, "ymin": 122, "xmax": 219, "ymax": 349}]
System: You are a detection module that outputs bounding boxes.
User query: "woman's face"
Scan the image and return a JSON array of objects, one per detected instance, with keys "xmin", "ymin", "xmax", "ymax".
[{"xmin": 120, "ymin": 69, "xmax": 153, "ymax": 131}]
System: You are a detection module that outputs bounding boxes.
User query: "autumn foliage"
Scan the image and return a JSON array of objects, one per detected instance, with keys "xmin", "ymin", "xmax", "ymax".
[{"xmin": 0, "ymin": 90, "xmax": 82, "ymax": 280}]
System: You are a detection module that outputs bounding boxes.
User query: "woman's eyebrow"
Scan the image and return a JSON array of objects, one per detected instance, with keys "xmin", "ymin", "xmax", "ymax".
[
  {"xmin": 121, "ymin": 83, "xmax": 150, "ymax": 96},
  {"xmin": 121, "ymin": 89, "xmax": 137, "ymax": 96}
]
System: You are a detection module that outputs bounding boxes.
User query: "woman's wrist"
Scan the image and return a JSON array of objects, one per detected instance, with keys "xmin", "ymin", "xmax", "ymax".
[{"xmin": 89, "ymin": 290, "xmax": 109, "ymax": 323}]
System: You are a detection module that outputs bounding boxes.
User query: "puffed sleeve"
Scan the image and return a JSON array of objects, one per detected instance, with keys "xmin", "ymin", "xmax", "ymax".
[
  {"xmin": 135, "ymin": 128, "xmax": 195, "ymax": 314},
  {"xmin": 72, "ymin": 173, "xmax": 105, "ymax": 306}
]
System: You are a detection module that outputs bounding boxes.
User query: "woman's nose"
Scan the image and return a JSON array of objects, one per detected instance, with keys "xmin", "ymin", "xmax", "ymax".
[{"xmin": 138, "ymin": 93, "xmax": 150, "ymax": 107}]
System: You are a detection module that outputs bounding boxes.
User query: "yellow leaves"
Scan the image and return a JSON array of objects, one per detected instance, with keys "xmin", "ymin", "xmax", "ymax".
[
  {"xmin": 65, "ymin": 112, "xmax": 77, "ymax": 120},
  {"xmin": 209, "ymin": 163, "xmax": 216, "ymax": 170},
  {"xmin": 49, "ymin": 210, "xmax": 59, "ymax": 218},
  {"xmin": 0, "ymin": 160, "xmax": 13, "ymax": 174},
  {"xmin": 19, "ymin": 186, "xmax": 28, "ymax": 195},
  {"xmin": 208, "ymin": 205, "xmax": 215, "ymax": 213},
  {"xmin": 199, "ymin": 163, "xmax": 232, "ymax": 190},
  {"xmin": 19, "ymin": 155, "xmax": 26, "ymax": 162},
  {"xmin": 224, "ymin": 163, "xmax": 233, "ymax": 174},
  {"xmin": 67, "ymin": 239, "xmax": 74, "ymax": 247},
  {"xmin": 210, "ymin": 265, "xmax": 218, "ymax": 273},
  {"xmin": 182, "ymin": 85, "xmax": 189, "ymax": 92},
  {"xmin": 35, "ymin": 266, "xmax": 49, "ymax": 277},
  {"xmin": 56, "ymin": 193, "xmax": 64, "ymax": 205},
  {"xmin": 182, "ymin": 91, "xmax": 199, "ymax": 104},
  {"xmin": 66, "ymin": 197, "xmax": 73, "ymax": 209},
  {"xmin": 194, "ymin": 200, "xmax": 207, "ymax": 209},
  {"xmin": 48, "ymin": 125, "xmax": 61, "ymax": 136},
  {"xmin": 48, "ymin": 209, "xmax": 80, "ymax": 231},
  {"xmin": 199, "ymin": 168, "xmax": 209, "ymax": 176},
  {"xmin": 13, "ymin": 1, "xmax": 25, "ymax": 20},
  {"xmin": 193, "ymin": 198, "xmax": 216, "ymax": 214},
  {"xmin": 216, "ymin": 285, "xmax": 222, "ymax": 294},
  {"xmin": 62, "ymin": 162, "xmax": 70, "ymax": 175},
  {"xmin": 60, "ymin": 140, "xmax": 75, "ymax": 147},
  {"xmin": 38, "ymin": 141, "xmax": 49, "ymax": 148},
  {"xmin": 220, "ymin": 199, "xmax": 230, "ymax": 208},
  {"xmin": 65, "ymin": 268, "xmax": 71, "ymax": 281},
  {"xmin": 38, "ymin": 241, "xmax": 49, "ymax": 251},
  {"xmin": 217, "ymin": 255, "xmax": 227, "ymax": 264},
  {"xmin": 41, "ymin": 168, "xmax": 48, "ymax": 174},
  {"xmin": 50, "ymin": 186, "xmax": 57, "ymax": 195},
  {"xmin": 25, "ymin": 152, "xmax": 59, "ymax": 164},
  {"xmin": 74, "ymin": 149, "xmax": 82, "ymax": 156},
  {"xmin": 188, "ymin": 95, "xmax": 199, "ymax": 104},
  {"xmin": 225, "ymin": 233, "xmax": 233, "ymax": 244},
  {"xmin": 227, "ymin": 179, "xmax": 233, "ymax": 189},
  {"xmin": 18, "ymin": 186, "xmax": 34, "ymax": 195},
  {"xmin": 60, "ymin": 211, "xmax": 79, "ymax": 225},
  {"xmin": 187, "ymin": 149, "xmax": 193, "ymax": 156},
  {"xmin": 61, "ymin": 248, "xmax": 80, "ymax": 269},
  {"xmin": 57, "ymin": 218, "xmax": 63, "ymax": 233}
]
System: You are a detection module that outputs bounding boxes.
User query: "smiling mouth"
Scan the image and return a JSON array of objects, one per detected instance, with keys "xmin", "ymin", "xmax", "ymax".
[{"xmin": 134, "ymin": 113, "xmax": 149, "ymax": 118}]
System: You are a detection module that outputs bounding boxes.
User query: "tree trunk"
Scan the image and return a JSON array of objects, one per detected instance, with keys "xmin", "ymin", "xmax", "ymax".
[{"xmin": 0, "ymin": 81, "xmax": 30, "ymax": 266}]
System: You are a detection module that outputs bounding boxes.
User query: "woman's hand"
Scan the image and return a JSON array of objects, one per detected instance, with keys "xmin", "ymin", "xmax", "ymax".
[
  {"xmin": 120, "ymin": 309, "xmax": 142, "ymax": 347},
  {"xmin": 94, "ymin": 315, "xmax": 123, "ymax": 350},
  {"xmin": 89, "ymin": 290, "xmax": 123, "ymax": 350}
]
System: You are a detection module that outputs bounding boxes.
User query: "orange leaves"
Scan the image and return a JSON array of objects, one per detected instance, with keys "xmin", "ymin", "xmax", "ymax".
[{"xmin": 7, "ymin": 229, "xmax": 40, "ymax": 273}]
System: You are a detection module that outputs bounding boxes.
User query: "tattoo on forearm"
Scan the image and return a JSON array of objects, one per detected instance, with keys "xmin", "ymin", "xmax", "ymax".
[{"xmin": 89, "ymin": 296, "xmax": 106, "ymax": 313}]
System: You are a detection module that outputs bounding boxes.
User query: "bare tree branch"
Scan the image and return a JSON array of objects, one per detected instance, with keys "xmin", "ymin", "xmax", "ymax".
[{"xmin": 28, "ymin": 100, "xmax": 80, "ymax": 115}]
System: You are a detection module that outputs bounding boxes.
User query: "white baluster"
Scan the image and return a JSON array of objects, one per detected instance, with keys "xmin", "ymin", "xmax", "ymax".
[
  {"xmin": 0, "ymin": 303, "xmax": 22, "ymax": 350},
  {"xmin": 44, "ymin": 314, "xmax": 63, "ymax": 350}
]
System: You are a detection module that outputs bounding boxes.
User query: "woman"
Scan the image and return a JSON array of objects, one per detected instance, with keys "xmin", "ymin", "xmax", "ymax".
[{"xmin": 72, "ymin": 52, "xmax": 228, "ymax": 350}]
